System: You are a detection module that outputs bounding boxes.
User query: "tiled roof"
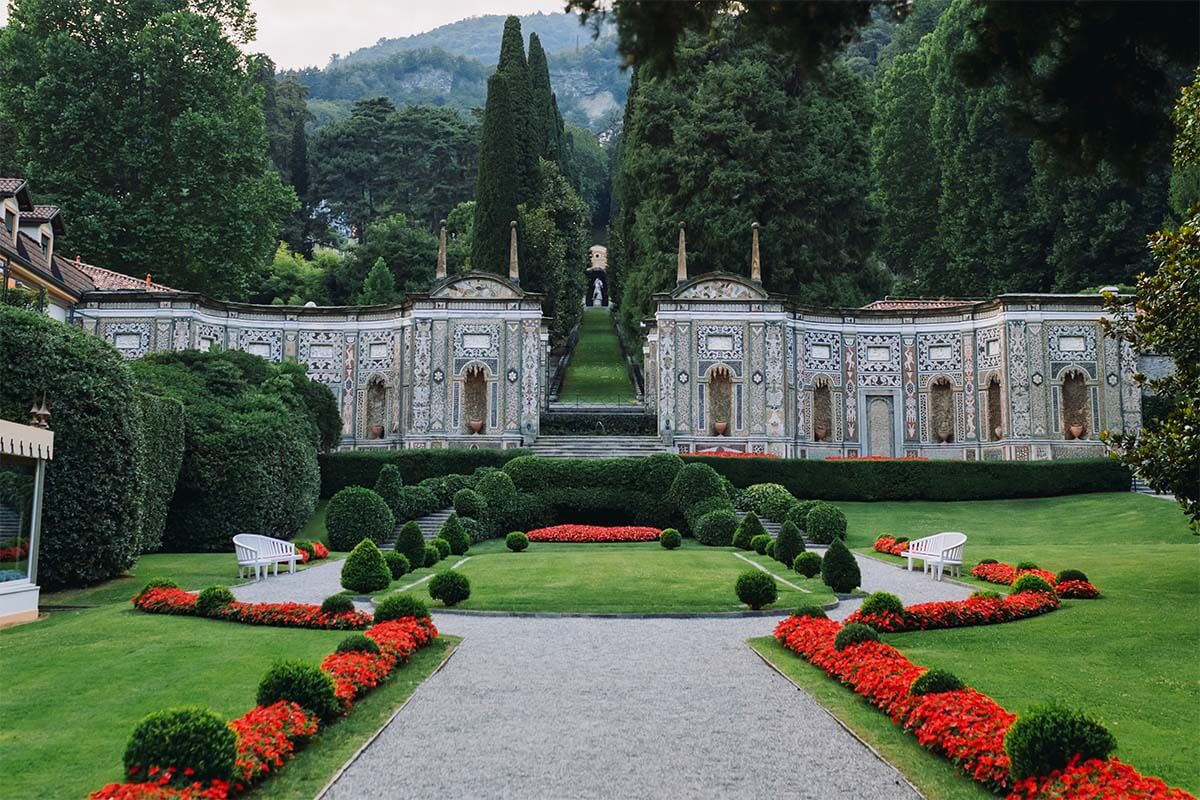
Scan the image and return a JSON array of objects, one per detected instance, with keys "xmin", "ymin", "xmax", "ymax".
[
  {"xmin": 24, "ymin": 204, "xmax": 60, "ymax": 222},
  {"xmin": 861, "ymin": 298, "xmax": 975, "ymax": 311},
  {"xmin": 0, "ymin": 177, "xmax": 27, "ymax": 194},
  {"xmin": 0, "ymin": 232, "xmax": 95, "ymax": 296},
  {"xmin": 72, "ymin": 258, "xmax": 176, "ymax": 292}
]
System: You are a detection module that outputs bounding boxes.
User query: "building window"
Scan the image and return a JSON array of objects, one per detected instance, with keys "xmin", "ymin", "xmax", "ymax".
[
  {"xmin": 3, "ymin": 210, "xmax": 13, "ymax": 235},
  {"xmin": 930, "ymin": 378, "xmax": 954, "ymax": 443},
  {"xmin": 812, "ymin": 380, "xmax": 833, "ymax": 442},
  {"xmin": 987, "ymin": 376, "xmax": 1003, "ymax": 441},
  {"xmin": 40, "ymin": 236, "xmax": 49, "ymax": 258}
]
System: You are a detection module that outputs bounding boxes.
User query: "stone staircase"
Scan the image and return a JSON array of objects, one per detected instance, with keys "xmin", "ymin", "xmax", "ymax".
[
  {"xmin": 734, "ymin": 509, "xmax": 782, "ymax": 536},
  {"xmin": 384, "ymin": 507, "xmax": 454, "ymax": 550},
  {"xmin": 530, "ymin": 435, "xmax": 667, "ymax": 459}
]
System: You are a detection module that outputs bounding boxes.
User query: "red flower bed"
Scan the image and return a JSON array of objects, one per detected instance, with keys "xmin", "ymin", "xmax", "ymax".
[
  {"xmin": 526, "ymin": 524, "xmax": 662, "ymax": 543},
  {"xmin": 90, "ymin": 779, "xmax": 230, "ymax": 799},
  {"xmin": 845, "ymin": 591, "xmax": 1060, "ymax": 633},
  {"xmin": 872, "ymin": 535, "xmax": 911, "ymax": 556},
  {"xmin": 228, "ymin": 702, "xmax": 317, "ymax": 786},
  {"xmin": 1009, "ymin": 756, "xmax": 1196, "ymax": 799},
  {"xmin": 969, "ymin": 562, "xmax": 1101, "ymax": 598},
  {"xmin": 1054, "ymin": 579, "xmax": 1101, "ymax": 599},
  {"xmin": 132, "ymin": 586, "xmax": 372, "ymax": 630}
]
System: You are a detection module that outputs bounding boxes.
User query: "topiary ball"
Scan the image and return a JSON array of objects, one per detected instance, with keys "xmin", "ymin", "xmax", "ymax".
[
  {"xmin": 821, "ymin": 538, "xmax": 861, "ymax": 594},
  {"xmin": 452, "ymin": 488, "xmax": 487, "ymax": 521},
  {"xmin": 667, "ymin": 462, "xmax": 726, "ymax": 515},
  {"xmin": 460, "ymin": 517, "xmax": 488, "ymax": 543},
  {"xmin": 1055, "ymin": 568, "xmax": 1089, "ymax": 584},
  {"xmin": 256, "ymin": 660, "xmax": 340, "ymax": 723},
  {"xmin": 195, "ymin": 585, "xmax": 235, "ymax": 617},
  {"xmin": 123, "ymin": 706, "xmax": 236, "ymax": 786},
  {"xmin": 793, "ymin": 551, "xmax": 822, "ymax": 578},
  {"xmin": 1011, "ymin": 574, "xmax": 1055, "ymax": 595},
  {"xmin": 694, "ymin": 508, "xmax": 738, "ymax": 547},
  {"xmin": 785, "ymin": 499, "xmax": 819, "ymax": 532},
  {"xmin": 910, "ymin": 669, "xmax": 965, "ymax": 696},
  {"xmin": 424, "ymin": 544, "xmax": 440, "ymax": 567},
  {"xmin": 833, "ymin": 623, "xmax": 879, "ymax": 651},
  {"xmin": 791, "ymin": 605, "xmax": 828, "ymax": 619},
  {"xmin": 506, "ymin": 531, "xmax": 530, "ymax": 552},
  {"xmin": 326, "ymin": 487, "xmax": 395, "ymax": 552},
  {"xmin": 859, "ymin": 591, "xmax": 904, "ymax": 617},
  {"xmin": 735, "ymin": 570, "xmax": 778, "ymax": 610},
  {"xmin": 395, "ymin": 521, "xmax": 426, "ymax": 571},
  {"xmin": 374, "ymin": 593, "xmax": 430, "ymax": 622},
  {"xmin": 659, "ymin": 528, "xmax": 682, "ymax": 549},
  {"xmin": 429, "ymin": 570, "xmax": 471, "ymax": 607},
  {"xmin": 806, "ymin": 502, "xmax": 848, "ymax": 544},
  {"xmin": 1004, "ymin": 703, "xmax": 1116, "ymax": 781},
  {"xmin": 732, "ymin": 512, "xmax": 768, "ymax": 550},
  {"xmin": 384, "ymin": 551, "xmax": 410, "ymax": 580},
  {"xmin": 335, "ymin": 634, "xmax": 380, "ymax": 655},
  {"xmin": 340, "ymin": 539, "xmax": 392, "ymax": 594},
  {"xmin": 320, "ymin": 594, "xmax": 355, "ymax": 615},
  {"xmin": 1015, "ymin": 560, "xmax": 1039, "ymax": 571},
  {"xmin": 431, "ymin": 537, "xmax": 451, "ymax": 559},
  {"xmin": 750, "ymin": 534, "xmax": 771, "ymax": 555},
  {"xmin": 373, "ymin": 464, "xmax": 405, "ymax": 516},
  {"xmin": 437, "ymin": 513, "xmax": 471, "ymax": 555}
]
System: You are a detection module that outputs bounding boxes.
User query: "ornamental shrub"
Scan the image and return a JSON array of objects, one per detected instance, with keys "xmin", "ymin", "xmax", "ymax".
[
  {"xmin": 340, "ymin": 539, "xmax": 391, "ymax": 594},
  {"xmin": 766, "ymin": 540, "xmax": 776, "ymax": 559},
  {"xmin": 806, "ymin": 502, "xmax": 848, "ymax": 544},
  {"xmin": 373, "ymin": 464, "xmax": 405, "ymax": 515},
  {"xmin": 775, "ymin": 521, "xmax": 805, "ymax": 568},
  {"xmin": 659, "ymin": 528, "xmax": 682, "ymax": 549},
  {"xmin": 741, "ymin": 483, "xmax": 789, "ymax": 516},
  {"xmin": 132, "ymin": 391, "xmax": 185, "ymax": 553},
  {"xmin": 506, "ymin": 531, "xmax": 529, "ymax": 551},
  {"xmin": 910, "ymin": 669, "xmax": 965, "ymax": 696},
  {"xmin": 335, "ymin": 634, "xmax": 380, "ymax": 655},
  {"xmin": 834, "ymin": 623, "xmax": 879, "ymax": 651},
  {"xmin": 791, "ymin": 605, "xmax": 827, "ymax": 619},
  {"xmin": 694, "ymin": 508, "xmax": 738, "ymax": 546},
  {"xmin": 318, "ymin": 449, "xmax": 525, "ymax": 498},
  {"xmin": 429, "ymin": 570, "xmax": 471, "ymax": 606},
  {"xmin": 123, "ymin": 707, "xmax": 236, "ymax": 785},
  {"xmin": 735, "ymin": 570, "xmax": 778, "ymax": 610},
  {"xmin": 979, "ymin": 558, "xmax": 999, "ymax": 565},
  {"xmin": 453, "ymin": 488, "xmax": 487, "ymax": 521},
  {"xmin": 667, "ymin": 462, "xmax": 726, "ymax": 517},
  {"xmin": 1004, "ymin": 703, "xmax": 1116, "ymax": 781},
  {"xmin": 760, "ymin": 488, "xmax": 799, "ymax": 523},
  {"xmin": 860, "ymin": 591, "xmax": 904, "ymax": 617},
  {"xmin": 394, "ymin": 485, "xmax": 439, "ymax": 523},
  {"xmin": 320, "ymin": 594, "xmax": 355, "ymax": 615},
  {"xmin": 196, "ymin": 585, "xmax": 235, "ymax": 617},
  {"xmin": 438, "ymin": 513, "xmax": 471, "ymax": 555},
  {"xmin": 476, "ymin": 470, "xmax": 518, "ymax": 533},
  {"xmin": 373, "ymin": 592, "xmax": 430, "ymax": 622},
  {"xmin": 971, "ymin": 589, "xmax": 1002, "ymax": 599},
  {"xmin": 395, "ymin": 521, "xmax": 426, "ymax": 571},
  {"xmin": 326, "ymin": 487, "xmax": 394, "ymax": 551},
  {"xmin": 1016, "ymin": 560, "xmax": 1039, "ymax": 571},
  {"xmin": 1011, "ymin": 574, "xmax": 1055, "ymax": 595},
  {"xmin": 822, "ymin": 538, "xmax": 861, "ymax": 594},
  {"xmin": 1056, "ymin": 568, "xmax": 1089, "ymax": 584},
  {"xmin": 793, "ymin": 551, "xmax": 822, "ymax": 578},
  {"xmin": 431, "ymin": 537, "xmax": 451, "ymax": 559},
  {"xmin": 256, "ymin": 660, "xmax": 340, "ymax": 723},
  {"xmin": 751, "ymin": 534, "xmax": 771, "ymax": 555},
  {"xmin": 460, "ymin": 517, "xmax": 488, "ymax": 543},
  {"xmin": 785, "ymin": 499, "xmax": 819, "ymax": 532},
  {"xmin": 384, "ymin": 551, "xmax": 410, "ymax": 580},
  {"xmin": 137, "ymin": 578, "xmax": 181, "ymax": 599},
  {"xmin": 424, "ymin": 544, "xmax": 440, "ymax": 567},
  {"xmin": 732, "ymin": 512, "xmax": 767, "ymax": 550}
]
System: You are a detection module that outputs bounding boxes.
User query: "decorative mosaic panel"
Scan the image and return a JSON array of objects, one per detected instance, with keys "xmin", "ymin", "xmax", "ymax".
[
  {"xmin": 235, "ymin": 328, "xmax": 282, "ymax": 362},
  {"xmin": 196, "ymin": 323, "xmax": 223, "ymax": 352},
  {"xmin": 902, "ymin": 336, "xmax": 918, "ymax": 441},
  {"xmin": 1102, "ymin": 333, "xmax": 1122, "ymax": 433},
  {"xmin": 453, "ymin": 323, "xmax": 500, "ymax": 360},
  {"xmin": 844, "ymin": 336, "xmax": 858, "ymax": 440},
  {"xmin": 299, "ymin": 331, "xmax": 343, "ymax": 380},
  {"xmin": 521, "ymin": 319, "xmax": 541, "ymax": 433},
  {"xmin": 341, "ymin": 334, "xmax": 356, "ymax": 435},
  {"xmin": 505, "ymin": 322, "xmax": 520, "ymax": 431},
  {"xmin": 358, "ymin": 331, "xmax": 395, "ymax": 374},
  {"xmin": 917, "ymin": 332, "xmax": 963, "ymax": 376},
  {"xmin": 172, "ymin": 320, "xmax": 191, "ymax": 351},
  {"xmin": 676, "ymin": 279, "xmax": 767, "ymax": 300},
  {"xmin": 658, "ymin": 322, "xmax": 675, "ymax": 433},
  {"xmin": 675, "ymin": 322, "xmax": 691, "ymax": 433},
  {"xmin": 411, "ymin": 321, "xmax": 431, "ymax": 433},
  {"xmin": 103, "ymin": 321, "xmax": 151, "ymax": 359},
  {"xmin": 1007, "ymin": 321, "xmax": 1031, "ymax": 437},
  {"xmin": 1047, "ymin": 324, "xmax": 1097, "ymax": 363},
  {"xmin": 764, "ymin": 322, "xmax": 785, "ymax": 436},
  {"xmin": 1119, "ymin": 340, "xmax": 1141, "ymax": 434},
  {"xmin": 1026, "ymin": 324, "xmax": 1049, "ymax": 436},
  {"xmin": 962, "ymin": 331, "xmax": 976, "ymax": 440},
  {"xmin": 803, "ymin": 330, "xmax": 842, "ymax": 380},
  {"xmin": 976, "ymin": 326, "xmax": 1003, "ymax": 371},
  {"xmin": 431, "ymin": 321, "xmax": 447, "ymax": 431},
  {"xmin": 856, "ymin": 333, "xmax": 901, "ymax": 388},
  {"xmin": 154, "ymin": 320, "xmax": 171, "ymax": 351},
  {"xmin": 696, "ymin": 324, "xmax": 744, "ymax": 362}
]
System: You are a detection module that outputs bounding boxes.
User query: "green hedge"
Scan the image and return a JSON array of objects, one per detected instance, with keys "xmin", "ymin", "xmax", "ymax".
[
  {"xmin": 684, "ymin": 456, "xmax": 1130, "ymax": 501},
  {"xmin": 133, "ymin": 392, "xmax": 185, "ymax": 553},
  {"xmin": 319, "ymin": 449, "xmax": 528, "ymax": 498},
  {"xmin": 538, "ymin": 413, "xmax": 657, "ymax": 436}
]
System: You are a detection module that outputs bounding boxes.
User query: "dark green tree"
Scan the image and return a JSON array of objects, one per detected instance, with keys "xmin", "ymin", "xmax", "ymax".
[
  {"xmin": 472, "ymin": 73, "xmax": 523, "ymax": 273},
  {"xmin": 566, "ymin": 125, "xmax": 611, "ymax": 229},
  {"xmin": 518, "ymin": 160, "xmax": 589, "ymax": 341},
  {"xmin": 309, "ymin": 97, "xmax": 398, "ymax": 242},
  {"xmin": 328, "ymin": 214, "xmax": 438, "ymax": 304},
  {"xmin": 496, "ymin": 16, "xmax": 538, "ymax": 198},
  {"xmin": 446, "ymin": 201, "xmax": 476, "ymax": 274},
  {"xmin": 357, "ymin": 257, "xmax": 400, "ymax": 305},
  {"xmin": 381, "ymin": 105, "xmax": 479, "ymax": 230},
  {"xmin": 527, "ymin": 33, "xmax": 559, "ymax": 165}
]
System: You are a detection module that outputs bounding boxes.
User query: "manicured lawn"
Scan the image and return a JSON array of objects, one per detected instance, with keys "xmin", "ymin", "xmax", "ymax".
[
  {"xmin": 392, "ymin": 538, "xmax": 833, "ymax": 613},
  {"xmin": 557, "ymin": 307, "xmax": 638, "ymax": 403},
  {"xmin": 41, "ymin": 552, "xmax": 253, "ymax": 607}
]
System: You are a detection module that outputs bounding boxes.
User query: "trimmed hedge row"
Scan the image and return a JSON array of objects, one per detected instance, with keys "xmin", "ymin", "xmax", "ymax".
[
  {"xmin": 132, "ymin": 392, "xmax": 185, "ymax": 553},
  {"xmin": 319, "ymin": 449, "xmax": 528, "ymax": 497},
  {"xmin": 538, "ymin": 412, "xmax": 657, "ymax": 436},
  {"xmin": 685, "ymin": 456, "xmax": 1130, "ymax": 501}
]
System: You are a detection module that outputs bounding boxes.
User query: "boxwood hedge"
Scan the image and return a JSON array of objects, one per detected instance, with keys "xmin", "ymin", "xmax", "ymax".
[{"xmin": 319, "ymin": 449, "xmax": 528, "ymax": 498}]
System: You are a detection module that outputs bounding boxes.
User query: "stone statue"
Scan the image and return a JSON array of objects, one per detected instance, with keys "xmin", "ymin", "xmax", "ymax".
[{"xmin": 592, "ymin": 279, "xmax": 604, "ymax": 306}]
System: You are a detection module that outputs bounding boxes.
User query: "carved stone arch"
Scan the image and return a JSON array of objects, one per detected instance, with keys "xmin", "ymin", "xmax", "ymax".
[
  {"xmin": 929, "ymin": 374, "xmax": 955, "ymax": 443},
  {"xmin": 812, "ymin": 375, "xmax": 834, "ymax": 442},
  {"xmin": 460, "ymin": 360, "xmax": 494, "ymax": 435},
  {"xmin": 1057, "ymin": 366, "xmax": 1092, "ymax": 439},
  {"xmin": 364, "ymin": 373, "xmax": 389, "ymax": 439},
  {"xmin": 982, "ymin": 370, "xmax": 1004, "ymax": 441},
  {"xmin": 705, "ymin": 363, "xmax": 735, "ymax": 435}
]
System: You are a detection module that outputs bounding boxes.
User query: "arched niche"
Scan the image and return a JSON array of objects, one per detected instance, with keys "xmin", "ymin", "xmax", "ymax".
[
  {"xmin": 463, "ymin": 364, "xmax": 489, "ymax": 435},
  {"xmin": 930, "ymin": 377, "xmax": 954, "ymax": 443},
  {"xmin": 366, "ymin": 375, "xmax": 387, "ymax": 438},
  {"xmin": 812, "ymin": 378, "xmax": 833, "ymax": 442},
  {"xmin": 707, "ymin": 365, "xmax": 733, "ymax": 435},
  {"xmin": 987, "ymin": 376, "xmax": 1003, "ymax": 441},
  {"xmin": 1060, "ymin": 368, "xmax": 1090, "ymax": 439}
]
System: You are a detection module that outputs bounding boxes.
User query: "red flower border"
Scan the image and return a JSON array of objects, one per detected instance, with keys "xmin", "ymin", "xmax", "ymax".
[
  {"xmin": 132, "ymin": 587, "xmax": 372, "ymax": 631},
  {"xmin": 845, "ymin": 590, "xmax": 1060, "ymax": 633},
  {"xmin": 525, "ymin": 524, "xmax": 662, "ymax": 543}
]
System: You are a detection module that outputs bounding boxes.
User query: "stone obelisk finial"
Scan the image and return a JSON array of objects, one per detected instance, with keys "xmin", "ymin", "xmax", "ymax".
[
  {"xmin": 509, "ymin": 220, "xmax": 520, "ymax": 285},
  {"xmin": 436, "ymin": 219, "xmax": 447, "ymax": 279},
  {"xmin": 750, "ymin": 222, "xmax": 761, "ymax": 283},
  {"xmin": 676, "ymin": 222, "xmax": 687, "ymax": 284}
]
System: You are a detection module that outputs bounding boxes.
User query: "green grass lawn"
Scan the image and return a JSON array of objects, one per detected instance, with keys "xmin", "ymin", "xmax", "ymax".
[
  {"xmin": 557, "ymin": 307, "xmax": 638, "ymax": 403},
  {"xmin": 387, "ymin": 538, "xmax": 833, "ymax": 613},
  {"xmin": 773, "ymin": 492, "xmax": 1198, "ymax": 794}
]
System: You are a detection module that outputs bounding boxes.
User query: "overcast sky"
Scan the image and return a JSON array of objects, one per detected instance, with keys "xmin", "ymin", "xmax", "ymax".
[{"xmin": 0, "ymin": 1, "xmax": 569, "ymax": 70}]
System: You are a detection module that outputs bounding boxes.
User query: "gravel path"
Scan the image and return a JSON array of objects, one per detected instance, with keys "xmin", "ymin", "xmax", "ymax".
[{"xmin": 230, "ymin": 560, "xmax": 347, "ymax": 604}]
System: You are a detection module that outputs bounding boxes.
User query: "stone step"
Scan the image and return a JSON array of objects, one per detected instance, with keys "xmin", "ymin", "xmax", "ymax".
[
  {"xmin": 530, "ymin": 435, "xmax": 666, "ymax": 459},
  {"xmin": 384, "ymin": 508, "xmax": 454, "ymax": 549},
  {"xmin": 734, "ymin": 509, "xmax": 782, "ymax": 536}
]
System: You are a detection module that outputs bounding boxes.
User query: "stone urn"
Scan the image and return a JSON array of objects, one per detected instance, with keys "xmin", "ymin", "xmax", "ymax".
[
  {"xmin": 1069, "ymin": 423, "xmax": 1085, "ymax": 440},
  {"xmin": 814, "ymin": 425, "xmax": 827, "ymax": 442},
  {"xmin": 937, "ymin": 430, "xmax": 952, "ymax": 444},
  {"xmin": 714, "ymin": 421, "xmax": 728, "ymax": 436},
  {"xmin": 470, "ymin": 419, "xmax": 484, "ymax": 435},
  {"xmin": 370, "ymin": 423, "xmax": 384, "ymax": 439},
  {"xmin": 993, "ymin": 425, "xmax": 1003, "ymax": 440}
]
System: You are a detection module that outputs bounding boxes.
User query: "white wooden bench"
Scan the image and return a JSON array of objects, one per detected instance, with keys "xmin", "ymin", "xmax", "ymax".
[
  {"xmin": 233, "ymin": 534, "xmax": 301, "ymax": 580},
  {"xmin": 900, "ymin": 532, "xmax": 967, "ymax": 581}
]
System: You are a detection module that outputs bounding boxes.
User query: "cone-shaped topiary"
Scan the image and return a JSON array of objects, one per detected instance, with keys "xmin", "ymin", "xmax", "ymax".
[
  {"xmin": 374, "ymin": 464, "xmax": 404, "ymax": 515},
  {"xmin": 340, "ymin": 539, "xmax": 391, "ymax": 594},
  {"xmin": 735, "ymin": 570, "xmax": 778, "ymax": 610},
  {"xmin": 775, "ymin": 520, "xmax": 805, "ymax": 568},
  {"xmin": 123, "ymin": 707, "xmax": 236, "ymax": 786},
  {"xmin": 785, "ymin": 499, "xmax": 819, "ymax": 532},
  {"xmin": 821, "ymin": 538, "xmax": 861, "ymax": 594},
  {"xmin": 431, "ymin": 537, "xmax": 451, "ymax": 559},
  {"xmin": 732, "ymin": 512, "xmax": 767, "ymax": 550},
  {"xmin": 423, "ymin": 543, "xmax": 440, "ymax": 567},
  {"xmin": 806, "ymin": 502, "xmax": 847, "ymax": 544},
  {"xmin": 765, "ymin": 540, "xmax": 776, "ymax": 559},
  {"xmin": 438, "ymin": 513, "xmax": 471, "ymax": 555},
  {"xmin": 326, "ymin": 487, "xmax": 394, "ymax": 551},
  {"xmin": 395, "ymin": 521, "xmax": 426, "ymax": 572}
]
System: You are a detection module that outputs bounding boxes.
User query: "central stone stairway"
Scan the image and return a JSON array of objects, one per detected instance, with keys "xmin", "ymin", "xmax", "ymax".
[
  {"xmin": 385, "ymin": 508, "xmax": 454, "ymax": 549},
  {"xmin": 530, "ymin": 435, "xmax": 667, "ymax": 458}
]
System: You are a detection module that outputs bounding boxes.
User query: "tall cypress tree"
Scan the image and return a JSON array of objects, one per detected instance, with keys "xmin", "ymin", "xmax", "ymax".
[
  {"xmin": 528, "ymin": 33, "xmax": 560, "ymax": 166},
  {"xmin": 496, "ymin": 16, "xmax": 538, "ymax": 198},
  {"xmin": 472, "ymin": 73, "xmax": 522, "ymax": 272}
]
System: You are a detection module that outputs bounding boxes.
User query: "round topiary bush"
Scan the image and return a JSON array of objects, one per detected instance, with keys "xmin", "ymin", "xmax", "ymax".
[
  {"xmin": 793, "ymin": 551, "xmax": 823, "ymax": 578},
  {"xmin": 694, "ymin": 508, "xmax": 738, "ymax": 547},
  {"xmin": 123, "ymin": 706, "xmax": 236, "ymax": 785},
  {"xmin": 476, "ymin": 471, "xmax": 519, "ymax": 535},
  {"xmin": 506, "ymin": 531, "xmax": 529, "ymax": 552},
  {"xmin": 760, "ymin": 488, "xmax": 799, "ymax": 523},
  {"xmin": 394, "ymin": 485, "xmax": 439, "ymax": 523},
  {"xmin": 438, "ymin": 513, "xmax": 471, "ymax": 555},
  {"xmin": 775, "ymin": 520, "xmax": 805, "ymax": 567},
  {"xmin": 335, "ymin": 634, "xmax": 380, "ymax": 655},
  {"xmin": 1011, "ymin": 574, "xmax": 1055, "ymax": 595},
  {"xmin": 732, "ymin": 512, "xmax": 767, "ymax": 550},
  {"xmin": 735, "ymin": 570, "xmax": 778, "ymax": 610},
  {"xmin": 320, "ymin": 594, "xmax": 355, "ymax": 615},
  {"xmin": 1055, "ymin": 568, "xmax": 1089, "ymax": 584},
  {"xmin": 373, "ymin": 464, "xmax": 405, "ymax": 515},
  {"xmin": 453, "ymin": 488, "xmax": 487, "ymax": 521},
  {"xmin": 1004, "ymin": 703, "xmax": 1116, "ymax": 781},
  {"xmin": 373, "ymin": 592, "xmax": 430, "ymax": 622},
  {"xmin": 659, "ymin": 528, "xmax": 682, "ymax": 549},
  {"xmin": 785, "ymin": 499, "xmax": 819, "ymax": 532},
  {"xmin": 340, "ymin": 539, "xmax": 391, "ymax": 594},
  {"xmin": 431, "ymin": 537, "xmax": 451, "ymax": 560},
  {"xmin": 460, "ymin": 517, "xmax": 488, "ymax": 543},
  {"xmin": 256, "ymin": 660, "xmax": 340, "ymax": 723},
  {"xmin": 834, "ymin": 623, "xmax": 879, "ymax": 651},
  {"xmin": 742, "ymin": 483, "xmax": 790, "ymax": 517},
  {"xmin": 821, "ymin": 538, "xmax": 861, "ymax": 594},
  {"xmin": 384, "ymin": 551, "xmax": 410, "ymax": 580},
  {"xmin": 667, "ymin": 463, "xmax": 726, "ymax": 516},
  {"xmin": 395, "ymin": 521, "xmax": 426, "ymax": 572},
  {"xmin": 423, "ymin": 543, "xmax": 440, "ymax": 567},
  {"xmin": 196, "ymin": 585, "xmax": 235, "ymax": 617},
  {"xmin": 806, "ymin": 502, "xmax": 848, "ymax": 544},
  {"xmin": 751, "ymin": 534, "xmax": 771, "ymax": 555},
  {"xmin": 765, "ymin": 540, "xmax": 776, "ymax": 559},
  {"xmin": 326, "ymin": 487, "xmax": 394, "ymax": 552},
  {"xmin": 860, "ymin": 591, "xmax": 904, "ymax": 617},
  {"xmin": 910, "ymin": 669, "xmax": 965, "ymax": 696},
  {"xmin": 1016, "ymin": 560, "xmax": 1039, "ymax": 571},
  {"xmin": 429, "ymin": 570, "xmax": 471, "ymax": 607},
  {"xmin": 791, "ymin": 605, "xmax": 828, "ymax": 619}
]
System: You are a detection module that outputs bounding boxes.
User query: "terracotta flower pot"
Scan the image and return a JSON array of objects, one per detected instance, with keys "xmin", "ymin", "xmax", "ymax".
[
  {"xmin": 714, "ymin": 421, "xmax": 727, "ymax": 436},
  {"xmin": 814, "ymin": 425, "xmax": 827, "ymax": 442},
  {"xmin": 470, "ymin": 419, "xmax": 484, "ymax": 435},
  {"xmin": 1069, "ymin": 423, "xmax": 1085, "ymax": 439},
  {"xmin": 370, "ymin": 424, "xmax": 384, "ymax": 439}
]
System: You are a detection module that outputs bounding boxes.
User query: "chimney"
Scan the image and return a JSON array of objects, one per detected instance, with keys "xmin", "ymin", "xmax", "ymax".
[
  {"xmin": 676, "ymin": 222, "xmax": 687, "ymax": 284},
  {"xmin": 508, "ymin": 220, "xmax": 519, "ymax": 285},
  {"xmin": 436, "ymin": 219, "xmax": 447, "ymax": 279},
  {"xmin": 750, "ymin": 222, "xmax": 761, "ymax": 283}
]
